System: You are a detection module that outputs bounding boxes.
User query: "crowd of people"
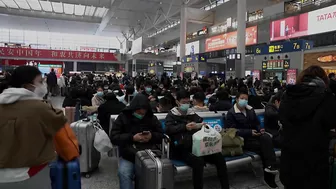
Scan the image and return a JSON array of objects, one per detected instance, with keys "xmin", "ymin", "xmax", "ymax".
[{"xmin": 0, "ymin": 65, "xmax": 336, "ymax": 189}]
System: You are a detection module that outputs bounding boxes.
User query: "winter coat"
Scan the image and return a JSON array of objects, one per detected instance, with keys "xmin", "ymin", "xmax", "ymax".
[
  {"xmin": 279, "ymin": 77, "xmax": 336, "ymax": 189},
  {"xmin": 110, "ymin": 94, "xmax": 163, "ymax": 163}
]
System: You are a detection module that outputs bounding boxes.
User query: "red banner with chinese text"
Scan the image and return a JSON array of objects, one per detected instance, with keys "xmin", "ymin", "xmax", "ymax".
[{"xmin": 0, "ymin": 47, "xmax": 118, "ymax": 61}]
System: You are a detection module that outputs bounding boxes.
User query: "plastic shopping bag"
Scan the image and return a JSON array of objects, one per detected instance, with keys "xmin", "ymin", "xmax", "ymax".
[
  {"xmin": 192, "ymin": 125, "xmax": 222, "ymax": 157},
  {"xmin": 93, "ymin": 123, "xmax": 113, "ymax": 153}
]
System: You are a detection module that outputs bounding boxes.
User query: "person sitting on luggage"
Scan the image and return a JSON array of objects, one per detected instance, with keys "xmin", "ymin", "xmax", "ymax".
[
  {"xmin": 98, "ymin": 91, "xmax": 126, "ymax": 135},
  {"xmin": 165, "ymin": 90, "xmax": 230, "ymax": 189},
  {"xmin": 192, "ymin": 92, "xmax": 209, "ymax": 112},
  {"xmin": 110, "ymin": 94, "xmax": 164, "ymax": 189},
  {"xmin": 226, "ymin": 91, "xmax": 279, "ymax": 189},
  {"xmin": 264, "ymin": 91, "xmax": 283, "ymax": 148},
  {"xmin": 0, "ymin": 66, "xmax": 68, "ymax": 189},
  {"xmin": 91, "ymin": 86, "xmax": 105, "ymax": 107}
]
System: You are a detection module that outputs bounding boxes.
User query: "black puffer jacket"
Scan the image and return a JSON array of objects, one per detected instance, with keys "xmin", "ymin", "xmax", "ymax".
[
  {"xmin": 97, "ymin": 93, "xmax": 126, "ymax": 135},
  {"xmin": 165, "ymin": 107, "xmax": 203, "ymax": 154},
  {"xmin": 110, "ymin": 94, "xmax": 163, "ymax": 163},
  {"xmin": 279, "ymin": 77, "xmax": 336, "ymax": 189},
  {"xmin": 264, "ymin": 103, "xmax": 281, "ymax": 137}
]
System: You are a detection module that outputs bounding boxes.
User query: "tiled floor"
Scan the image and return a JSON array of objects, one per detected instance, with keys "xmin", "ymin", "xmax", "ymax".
[{"xmin": 50, "ymin": 97, "xmax": 284, "ymax": 189}]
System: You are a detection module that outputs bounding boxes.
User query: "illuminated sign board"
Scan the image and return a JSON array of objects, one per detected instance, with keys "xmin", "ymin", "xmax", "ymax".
[
  {"xmin": 262, "ymin": 59, "xmax": 290, "ymax": 71},
  {"xmin": 254, "ymin": 40, "xmax": 313, "ymax": 55}
]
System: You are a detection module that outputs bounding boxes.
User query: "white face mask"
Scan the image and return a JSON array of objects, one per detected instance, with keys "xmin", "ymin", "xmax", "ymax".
[{"xmin": 33, "ymin": 83, "xmax": 48, "ymax": 98}]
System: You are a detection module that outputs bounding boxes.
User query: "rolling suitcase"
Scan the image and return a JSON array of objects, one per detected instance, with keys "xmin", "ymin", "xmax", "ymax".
[
  {"xmin": 50, "ymin": 158, "xmax": 81, "ymax": 189},
  {"xmin": 71, "ymin": 119, "xmax": 101, "ymax": 178},
  {"xmin": 135, "ymin": 149, "xmax": 174, "ymax": 189}
]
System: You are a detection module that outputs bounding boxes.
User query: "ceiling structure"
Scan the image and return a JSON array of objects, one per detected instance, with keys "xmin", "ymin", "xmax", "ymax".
[{"xmin": 0, "ymin": 0, "xmax": 210, "ymax": 39}]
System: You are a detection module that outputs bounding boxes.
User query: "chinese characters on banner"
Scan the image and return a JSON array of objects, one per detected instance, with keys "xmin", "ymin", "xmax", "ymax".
[{"xmin": 0, "ymin": 47, "xmax": 118, "ymax": 61}]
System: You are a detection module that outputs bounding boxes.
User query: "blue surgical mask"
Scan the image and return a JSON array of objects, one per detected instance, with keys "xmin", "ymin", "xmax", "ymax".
[
  {"xmin": 180, "ymin": 104, "xmax": 190, "ymax": 111},
  {"xmin": 238, "ymin": 99, "xmax": 248, "ymax": 108},
  {"xmin": 145, "ymin": 87, "xmax": 152, "ymax": 93},
  {"xmin": 133, "ymin": 112, "xmax": 144, "ymax": 119},
  {"xmin": 97, "ymin": 91, "xmax": 104, "ymax": 97}
]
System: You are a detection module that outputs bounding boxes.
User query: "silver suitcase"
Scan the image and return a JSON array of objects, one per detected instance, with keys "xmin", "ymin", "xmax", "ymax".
[{"xmin": 70, "ymin": 119, "xmax": 101, "ymax": 178}]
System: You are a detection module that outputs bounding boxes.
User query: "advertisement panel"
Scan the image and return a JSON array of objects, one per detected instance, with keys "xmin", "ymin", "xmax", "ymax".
[
  {"xmin": 131, "ymin": 37, "xmax": 143, "ymax": 55},
  {"xmin": 286, "ymin": 69, "xmax": 297, "ymax": 85},
  {"xmin": 176, "ymin": 41, "xmax": 200, "ymax": 57},
  {"xmin": 205, "ymin": 26, "xmax": 257, "ymax": 52},
  {"xmin": 0, "ymin": 47, "xmax": 118, "ymax": 61},
  {"xmin": 270, "ymin": 4, "xmax": 336, "ymax": 41}
]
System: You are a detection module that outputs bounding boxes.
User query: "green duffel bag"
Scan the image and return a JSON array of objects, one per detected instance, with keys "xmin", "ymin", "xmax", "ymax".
[{"xmin": 221, "ymin": 128, "xmax": 244, "ymax": 157}]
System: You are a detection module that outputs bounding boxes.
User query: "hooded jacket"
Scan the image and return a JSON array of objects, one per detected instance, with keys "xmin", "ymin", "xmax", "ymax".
[
  {"xmin": 264, "ymin": 103, "xmax": 281, "ymax": 137},
  {"xmin": 165, "ymin": 107, "xmax": 203, "ymax": 154},
  {"xmin": 279, "ymin": 77, "xmax": 336, "ymax": 189},
  {"xmin": 110, "ymin": 94, "xmax": 163, "ymax": 163},
  {"xmin": 0, "ymin": 88, "xmax": 66, "ymax": 183}
]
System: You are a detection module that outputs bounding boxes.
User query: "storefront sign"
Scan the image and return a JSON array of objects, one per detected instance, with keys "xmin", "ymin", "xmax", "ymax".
[
  {"xmin": 0, "ymin": 47, "xmax": 118, "ymax": 61},
  {"xmin": 254, "ymin": 40, "xmax": 313, "ymax": 55},
  {"xmin": 181, "ymin": 54, "xmax": 207, "ymax": 63},
  {"xmin": 262, "ymin": 59, "xmax": 290, "ymax": 71},
  {"xmin": 187, "ymin": 27, "xmax": 208, "ymax": 40},
  {"xmin": 317, "ymin": 55, "xmax": 336, "ymax": 63},
  {"xmin": 286, "ymin": 69, "xmax": 297, "ymax": 85},
  {"xmin": 271, "ymin": 4, "xmax": 336, "ymax": 41},
  {"xmin": 205, "ymin": 26, "xmax": 257, "ymax": 52}
]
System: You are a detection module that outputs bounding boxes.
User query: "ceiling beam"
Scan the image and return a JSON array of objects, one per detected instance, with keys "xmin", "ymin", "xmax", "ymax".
[
  {"xmin": 0, "ymin": 7, "xmax": 101, "ymax": 23},
  {"xmin": 95, "ymin": 0, "xmax": 123, "ymax": 35},
  {"xmin": 46, "ymin": 0, "xmax": 111, "ymax": 8}
]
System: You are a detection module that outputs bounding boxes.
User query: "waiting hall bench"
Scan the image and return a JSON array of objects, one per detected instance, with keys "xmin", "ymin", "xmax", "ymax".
[{"xmin": 108, "ymin": 110, "xmax": 281, "ymax": 178}]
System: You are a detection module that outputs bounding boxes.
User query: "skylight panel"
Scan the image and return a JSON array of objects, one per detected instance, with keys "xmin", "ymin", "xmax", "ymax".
[
  {"xmin": 63, "ymin": 3, "xmax": 74, "ymax": 15},
  {"xmin": 74, "ymin": 4, "xmax": 85, "ymax": 16},
  {"xmin": 0, "ymin": 1, "xmax": 6, "ymax": 7},
  {"xmin": 39, "ymin": 0, "xmax": 52, "ymax": 12},
  {"xmin": 26, "ymin": 0, "xmax": 41, "ymax": 10},
  {"xmin": 84, "ymin": 6, "xmax": 95, "ymax": 16},
  {"xmin": 2, "ymin": 0, "xmax": 19, "ymax": 8},
  {"xmin": 51, "ymin": 2, "xmax": 63, "ymax": 13},
  {"xmin": 94, "ymin": 7, "xmax": 107, "ymax": 17},
  {"xmin": 14, "ymin": 0, "xmax": 30, "ymax": 9}
]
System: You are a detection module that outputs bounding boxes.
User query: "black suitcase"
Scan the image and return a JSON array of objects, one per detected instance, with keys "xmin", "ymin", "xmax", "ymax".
[{"xmin": 135, "ymin": 149, "xmax": 174, "ymax": 189}]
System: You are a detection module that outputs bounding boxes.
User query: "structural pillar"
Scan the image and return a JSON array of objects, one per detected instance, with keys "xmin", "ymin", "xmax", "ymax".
[
  {"xmin": 236, "ymin": 0, "xmax": 247, "ymax": 78},
  {"xmin": 132, "ymin": 59, "xmax": 137, "ymax": 77},
  {"xmin": 180, "ymin": 4, "xmax": 187, "ymax": 59},
  {"xmin": 73, "ymin": 61, "xmax": 77, "ymax": 72},
  {"xmin": 125, "ymin": 61, "xmax": 129, "ymax": 73}
]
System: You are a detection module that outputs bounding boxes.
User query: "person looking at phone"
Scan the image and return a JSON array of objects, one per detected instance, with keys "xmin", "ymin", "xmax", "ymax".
[
  {"xmin": 226, "ymin": 91, "xmax": 278, "ymax": 189},
  {"xmin": 165, "ymin": 90, "xmax": 230, "ymax": 189},
  {"xmin": 110, "ymin": 94, "xmax": 163, "ymax": 189}
]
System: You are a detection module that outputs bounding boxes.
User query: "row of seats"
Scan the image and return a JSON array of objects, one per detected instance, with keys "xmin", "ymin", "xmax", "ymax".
[{"xmin": 109, "ymin": 110, "xmax": 281, "ymax": 179}]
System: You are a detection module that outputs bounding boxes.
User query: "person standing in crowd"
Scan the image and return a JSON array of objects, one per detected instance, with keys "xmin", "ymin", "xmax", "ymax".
[
  {"xmin": 110, "ymin": 94, "xmax": 163, "ymax": 189},
  {"xmin": 165, "ymin": 90, "xmax": 230, "ymax": 189},
  {"xmin": 264, "ymin": 91, "xmax": 283, "ymax": 148},
  {"xmin": 118, "ymin": 85, "xmax": 135, "ymax": 105},
  {"xmin": 92, "ymin": 86, "xmax": 105, "ymax": 107},
  {"xmin": 98, "ymin": 91, "xmax": 126, "ymax": 135},
  {"xmin": 272, "ymin": 76, "xmax": 281, "ymax": 91},
  {"xmin": 209, "ymin": 88, "xmax": 232, "ymax": 111},
  {"xmin": 328, "ymin": 73, "xmax": 336, "ymax": 96},
  {"xmin": 47, "ymin": 68, "xmax": 57, "ymax": 96},
  {"xmin": 226, "ymin": 91, "xmax": 278, "ymax": 189},
  {"xmin": 192, "ymin": 92, "xmax": 209, "ymax": 112},
  {"xmin": 0, "ymin": 66, "xmax": 67, "ymax": 189},
  {"xmin": 279, "ymin": 66, "xmax": 336, "ymax": 189},
  {"xmin": 59, "ymin": 73, "xmax": 66, "ymax": 96}
]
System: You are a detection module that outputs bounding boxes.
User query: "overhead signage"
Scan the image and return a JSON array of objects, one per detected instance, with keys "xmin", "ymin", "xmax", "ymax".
[
  {"xmin": 187, "ymin": 27, "xmax": 208, "ymax": 40},
  {"xmin": 205, "ymin": 26, "xmax": 257, "ymax": 52},
  {"xmin": 177, "ymin": 41, "xmax": 200, "ymax": 57},
  {"xmin": 254, "ymin": 40, "xmax": 313, "ymax": 55},
  {"xmin": 0, "ymin": 47, "xmax": 118, "ymax": 61},
  {"xmin": 270, "ymin": 4, "xmax": 336, "ymax": 41},
  {"xmin": 317, "ymin": 55, "xmax": 336, "ymax": 63},
  {"xmin": 181, "ymin": 54, "xmax": 207, "ymax": 63},
  {"xmin": 262, "ymin": 59, "xmax": 290, "ymax": 71}
]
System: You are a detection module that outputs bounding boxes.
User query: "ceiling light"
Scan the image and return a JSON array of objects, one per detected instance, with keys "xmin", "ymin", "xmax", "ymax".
[{"xmin": 160, "ymin": 2, "xmax": 162, "ymax": 4}]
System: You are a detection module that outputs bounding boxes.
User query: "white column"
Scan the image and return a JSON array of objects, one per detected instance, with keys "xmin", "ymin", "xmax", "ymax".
[
  {"xmin": 125, "ymin": 61, "xmax": 129, "ymax": 73},
  {"xmin": 73, "ymin": 61, "xmax": 77, "ymax": 72},
  {"xmin": 236, "ymin": 0, "xmax": 247, "ymax": 78},
  {"xmin": 180, "ymin": 4, "xmax": 187, "ymax": 59}
]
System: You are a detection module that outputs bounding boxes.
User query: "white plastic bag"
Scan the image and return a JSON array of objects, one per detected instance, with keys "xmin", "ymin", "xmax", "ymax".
[
  {"xmin": 192, "ymin": 125, "xmax": 222, "ymax": 157},
  {"xmin": 93, "ymin": 123, "xmax": 113, "ymax": 153}
]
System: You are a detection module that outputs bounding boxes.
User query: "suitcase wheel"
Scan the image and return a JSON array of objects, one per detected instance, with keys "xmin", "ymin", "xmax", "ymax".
[{"xmin": 85, "ymin": 173, "xmax": 91, "ymax": 178}]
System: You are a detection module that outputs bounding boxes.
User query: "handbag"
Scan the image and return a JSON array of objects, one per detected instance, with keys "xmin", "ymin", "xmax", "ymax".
[
  {"xmin": 192, "ymin": 125, "xmax": 222, "ymax": 157},
  {"xmin": 221, "ymin": 128, "xmax": 244, "ymax": 157},
  {"xmin": 93, "ymin": 123, "xmax": 113, "ymax": 153},
  {"xmin": 53, "ymin": 123, "xmax": 80, "ymax": 162}
]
